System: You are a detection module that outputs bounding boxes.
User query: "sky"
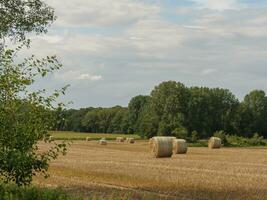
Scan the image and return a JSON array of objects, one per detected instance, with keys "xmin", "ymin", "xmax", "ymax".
[{"xmin": 25, "ymin": 0, "xmax": 267, "ymax": 108}]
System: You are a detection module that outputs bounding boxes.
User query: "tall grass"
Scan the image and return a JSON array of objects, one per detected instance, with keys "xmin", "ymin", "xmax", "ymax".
[{"xmin": 0, "ymin": 184, "xmax": 79, "ymax": 200}]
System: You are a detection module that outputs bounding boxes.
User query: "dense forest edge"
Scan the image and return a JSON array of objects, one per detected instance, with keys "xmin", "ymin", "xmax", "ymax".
[{"xmin": 55, "ymin": 81, "xmax": 267, "ymax": 146}]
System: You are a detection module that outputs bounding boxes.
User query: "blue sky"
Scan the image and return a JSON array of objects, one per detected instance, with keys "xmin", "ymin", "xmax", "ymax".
[{"xmin": 25, "ymin": 0, "xmax": 267, "ymax": 108}]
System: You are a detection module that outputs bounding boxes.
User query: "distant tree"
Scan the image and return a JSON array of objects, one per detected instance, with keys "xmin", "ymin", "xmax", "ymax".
[
  {"xmin": 236, "ymin": 90, "xmax": 267, "ymax": 137},
  {"xmin": 82, "ymin": 106, "xmax": 128, "ymax": 134},
  {"xmin": 128, "ymin": 95, "xmax": 150, "ymax": 133},
  {"xmin": 187, "ymin": 87, "xmax": 239, "ymax": 138},
  {"xmin": 0, "ymin": 44, "xmax": 68, "ymax": 186},
  {"xmin": 150, "ymin": 81, "xmax": 190, "ymax": 135},
  {"xmin": 137, "ymin": 103, "xmax": 159, "ymax": 139}
]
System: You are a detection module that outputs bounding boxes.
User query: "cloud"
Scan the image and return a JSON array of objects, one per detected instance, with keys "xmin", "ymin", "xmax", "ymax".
[
  {"xmin": 55, "ymin": 70, "xmax": 103, "ymax": 82},
  {"xmin": 201, "ymin": 68, "xmax": 217, "ymax": 75},
  {"xmin": 38, "ymin": 35, "xmax": 64, "ymax": 44},
  {"xmin": 20, "ymin": 0, "xmax": 267, "ymax": 108},
  {"xmin": 45, "ymin": 0, "xmax": 160, "ymax": 28},
  {"xmin": 183, "ymin": 25, "xmax": 206, "ymax": 30},
  {"xmin": 190, "ymin": 0, "xmax": 243, "ymax": 10}
]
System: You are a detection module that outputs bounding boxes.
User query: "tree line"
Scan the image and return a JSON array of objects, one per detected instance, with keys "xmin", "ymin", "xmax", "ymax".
[{"xmin": 57, "ymin": 81, "xmax": 267, "ymax": 139}]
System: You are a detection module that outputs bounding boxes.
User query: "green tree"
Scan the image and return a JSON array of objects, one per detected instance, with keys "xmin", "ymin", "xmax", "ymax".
[
  {"xmin": 0, "ymin": 0, "xmax": 68, "ymax": 186},
  {"xmin": 237, "ymin": 90, "xmax": 267, "ymax": 137},
  {"xmin": 0, "ymin": 0, "xmax": 55, "ymax": 43},
  {"xmin": 137, "ymin": 103, "xmax": 159, "ymax": 139},
  {"xmin": 128, "ymin": 95, "xmax": 150, "ymax": 133},
  {"xmin": 187, "ymin": 87, "xmax": 239, "ymax": 138},
  {"xmin": 150, "ymin": 81, "xmax": 190, "ymax": 136},
  {"xmin": 82, "ymin": 106, "xmax": 129, "ymax": 134},
  {"xmin": 0, "ymin": 44, "xmax": 68, "ymax": 186}
]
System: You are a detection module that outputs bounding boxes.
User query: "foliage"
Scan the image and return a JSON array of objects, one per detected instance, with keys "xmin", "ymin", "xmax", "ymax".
[
  {"xmin": 56, "ymin": 81, "xmax": 267, "ymax": 141},
  {"xmin": 81, "ymin": 106, "xmax": 129, "ymax": 134},
  {"xmin": 190, "ymin": 130, "xmax": 199, "ymax": 143},
  {"xmin": 0, "ymin": 0, "xmax": 55, "ymax": 43},
  {"xmin": 225, "ymin": 134, "xmax": 266, "ymax": 147},
  {"xmin": 128, "ymin": 95, "xmax": 150, "ymax": 134},
  {"xmin": 0, "ymin": 43, "xmax": 68, "ymax": 186},
  {"xmin": 235, "ymin": 90, "xmax": 267, "ymax": 137},
  {"xmin": 213, "ymin": 130, "xmax": 227, "ymax": 145},
  {"xmin": 171, "ymin": 127, "xmax": 189, "ymax": 139},
  {"xmin": 0, "ymin": 183, "xmax": 78, "ymax": 200}
]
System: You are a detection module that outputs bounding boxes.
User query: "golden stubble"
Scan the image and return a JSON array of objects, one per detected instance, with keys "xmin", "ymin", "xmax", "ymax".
[{"xmin": 35, "ymin": 141, "xmax": 267, "ymax": 200}]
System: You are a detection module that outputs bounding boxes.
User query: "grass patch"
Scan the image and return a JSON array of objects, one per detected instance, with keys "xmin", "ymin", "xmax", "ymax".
[
  {"xmin": 49, "ymin": 131, "xmax": 141, "ymax": 141},
  {"xmin": 0, "ymin": 183, "xmax": 79, "ymax": 200}
]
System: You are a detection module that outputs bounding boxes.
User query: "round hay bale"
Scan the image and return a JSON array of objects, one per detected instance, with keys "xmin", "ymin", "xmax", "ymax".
[
  {"xmin": 149, "ymin": 138, "xmax": 153, "ymax": 148},
  {"xmin": 86, "ymin": 137, "xmax": 91, "ymax": 142},
  {"xmin": 99, "ymin": 138, "xmax": 107, "ymax": 145},
  {"xmin": 126, "ymin": 138, "xmax": 135, "ymax": 144},
  {"xmin": 150, "ymin": 137, "xmax": 173, "ymax": 158},
  {"xmin": 49, "ymin": 136, "xmax": 54, "ymax": 142},
  {"xmin": 116, "ymin": 137, "xmax": 125, "ymax": 142},
  {"xmin": 173, "ymin": 139, "xmax": 187, "ymax": 154},
  {"xmin": 208, "ymin": 137, "xmax": 221, "ymax": 149}
]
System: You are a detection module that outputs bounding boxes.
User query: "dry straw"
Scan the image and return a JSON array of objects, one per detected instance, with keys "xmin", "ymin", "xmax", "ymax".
[
  {"xmin": 116, "ymin": 137, "xmax": 125, "ymax": 142},
  {"xmin": 99, "ymin": 138, "xmax": 107, "ymax": 145},
  {"xmin": 126, "ymin": 138, "xmax": 135, "ymax": 144},
  {"xmin": 208, "ymin": 137, "xmax": 221, "ymax": 149},
  {"xmin": 150, "ymin": 137, "xmax": 174, "ymax": 158},
  {"xmin": 173, "ymin": 139, "xmax": 188, "ymax": 154},
  {"xmin": 49, "ymin": 136, "xmax": 54, "ymax": 142}
]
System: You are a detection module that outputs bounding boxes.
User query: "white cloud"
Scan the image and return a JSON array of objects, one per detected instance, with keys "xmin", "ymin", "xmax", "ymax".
[
  {"xmin": 77, "ymin": 74, "xmax": 103, "ymax": 81},
  {"xmin": 21, "ymin": 0, "xmax": 267, "ymax": 107},
  {"xmin": 190, "ymin": 0, "xmax": 242, "ymax": 10},
  {"xmin": 55, "ymin": 70, "xmax": 103, "ymax": 82},
  {"xmin": 126, "ymin": 19, "xmax": 186, "ymax": 56},
  {"xmin": 38, "ymin": 35, "xmax": 64, "ymax": 44},
  {"xmin": 183, "ymin": 25, "xmax": 206, "ymax": 30},
  {"xmin": 45, "ymin": 0, "xmax": 160, "ymax": 28},
  {"xmin": 201, "ymin": 68, "xmax": 217, "ymax": 75}
]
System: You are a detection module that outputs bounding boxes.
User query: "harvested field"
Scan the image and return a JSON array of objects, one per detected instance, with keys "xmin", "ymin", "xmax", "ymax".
[
  {"xmin": 35, "ymin": 141, "xmax": 267, "ymax": 200},
  {"xmin": 49, "ymin": 131, "xmax": 140, "ymax": 141}
]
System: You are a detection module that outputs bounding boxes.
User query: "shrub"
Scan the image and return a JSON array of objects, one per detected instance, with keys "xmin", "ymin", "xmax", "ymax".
[
  {"xmin": 225, "ymin": 134, "xmax": 266, "ymax": 147},
  {"xmin": 248, "ymin": 133, "xmax": 265, "ymax": 146},
  {"xmin": 190, "ymin": 130, "xmax": 199, "ymax": 143},
  {"xmin": 0, "ymin": 44, "xmax": 69, "ymax": 186},
  {"xmin": 213, "ymin": 130, "xmax": 227, "ymax": 145},
  {"xmin": 171, "ymin": 127, "xmax": 188, "ymax": 139},
  {"xmin": 0, "ymin": 183, "xmax": 78, "ymax": 200}
]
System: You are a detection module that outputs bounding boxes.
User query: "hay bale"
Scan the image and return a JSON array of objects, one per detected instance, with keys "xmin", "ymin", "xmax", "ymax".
[
  {"xmin": 126, "ymin": 138, "xmax": 135, "ymax": 144},
  {"xmin": 86, "ymin": 137, "xmax": 91, "ymax": 142},
  {"xmin": 150, "ymin": 137, "xmax": 173, "ymax": 158},
  {"xmin": 149, "ymin": 138, "xmax": 153, "ymax": 148},
  {"xmin": 116, "ymin": 137, "xmax": 125, "ymax": 142},
  {"xmin": 208, "ymin": 137, "xmax": 221, "ymax": 149},
  {"xmin": 99, "ymin": 138, "xmax": 107, "ymax": 145},
  {"xmin": 49, "ymin": 136, "xmax": 54, "ymax": 142},
  {"xmin": 173, "ymin": 139, "xmax": 187, "ymax": 154}
]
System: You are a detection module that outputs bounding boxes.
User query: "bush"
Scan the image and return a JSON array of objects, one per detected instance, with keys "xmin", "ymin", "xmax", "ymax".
[
  {"xmin": 213, "ymin": 130, "xmax": 227, "ymax": 145},
  {"xmin": 225, "ymin": 134, "xmax": 266, "ymax": 147},
  {"xmin": 248, "ymin": 133, "xmax": 265, "ymax": 146},
  {"xmin": 190, "ymin": 130, "xmax": 199, "ymax": 143},
  {"xmin": 0, "ymin": 183, "xmax": 78, "ymax": 200},
  {"xmin": 171, "ymin": 127, "xmax": 188, "ymax": 139}
]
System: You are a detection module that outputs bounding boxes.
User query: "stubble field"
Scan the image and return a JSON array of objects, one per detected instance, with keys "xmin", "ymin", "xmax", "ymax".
[{"xmin": 35, "ymin": 141, "xmax": 267, "ymax": 200}]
